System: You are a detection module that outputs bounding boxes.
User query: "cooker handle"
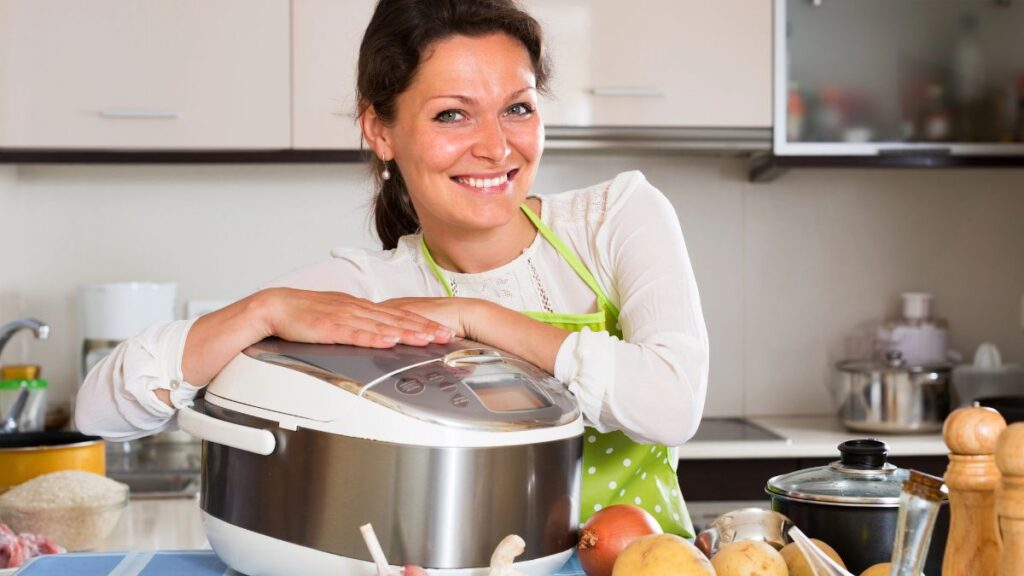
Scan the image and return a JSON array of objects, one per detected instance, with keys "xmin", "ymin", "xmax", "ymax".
[{"xmin": 177, "ymin": 406, "xmax": 276, "ymax": 456}]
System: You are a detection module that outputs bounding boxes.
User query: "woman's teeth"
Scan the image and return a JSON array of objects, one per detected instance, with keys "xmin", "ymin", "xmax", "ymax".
[{"xmin": 456, "ymin": 173, "xmax": 508, "ymax": 189}]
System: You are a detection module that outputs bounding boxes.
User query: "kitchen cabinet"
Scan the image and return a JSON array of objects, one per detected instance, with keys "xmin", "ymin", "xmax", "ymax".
[
  {"xmin": 777, "ymin": 0, "xmax": 1024, "ymax": 155},
  {"xmin": 292, "ymin": 0, "xmax": 376, "ymax": 150},
  {"xmin": 521, "ymin": 0, "xmax": 772, "ymax": 129},
  {"xmin": 0, "ymin": 0, "xmax": 290, "ymax": 150}
]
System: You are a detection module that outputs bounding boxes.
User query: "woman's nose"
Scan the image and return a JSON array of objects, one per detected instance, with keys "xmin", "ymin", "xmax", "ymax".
[{"xmin": 471, "ymin": 118, "xmax": 511, "ymax": 163}]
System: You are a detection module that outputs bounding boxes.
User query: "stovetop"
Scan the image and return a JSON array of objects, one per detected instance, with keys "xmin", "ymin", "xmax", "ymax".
[{"xmin": 690, "ymin": 418, "xmax": 786, "ymax": 442}]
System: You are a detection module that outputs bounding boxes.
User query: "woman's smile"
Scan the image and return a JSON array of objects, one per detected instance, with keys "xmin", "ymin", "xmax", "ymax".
[{"xmin": 451, "ymin": 167, "xmax": 520, "ymax": 195}]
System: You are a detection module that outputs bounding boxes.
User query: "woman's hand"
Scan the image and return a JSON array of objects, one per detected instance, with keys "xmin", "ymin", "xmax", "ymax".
[
  {"xmin": 382, "ymin": 297, "xmax": 570, "ymax": 375},
  {"xmin": 259, "ymin": 288, "xmax": 454, "ymax": 348},
  {"xmin": 378, "ymin": 296, "xmax": 484, "ymax": 341},
  {"xmin": 176, "ymin": 288, "xmax": 452, "ymax": 403}
]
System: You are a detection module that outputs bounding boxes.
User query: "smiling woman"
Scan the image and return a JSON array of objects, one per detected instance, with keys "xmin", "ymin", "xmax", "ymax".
[
  {"xmin": 363, "ymin": 32, "xmax": 543, "ymax": 259},
  {"xmin": 74, "ymin": 0, "xmax": 709, "ymax": 544}
]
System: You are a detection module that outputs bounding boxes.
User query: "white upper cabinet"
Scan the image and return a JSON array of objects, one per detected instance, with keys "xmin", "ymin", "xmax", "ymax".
[
  {"xmin": 292, "ymin": 0, "xmax": 375, "ymax": 150},
  {"xmin": 522, "ymin": 0, "xmax": 772, "ymax": 128},
  {"xmin": 0, "ymin": 0, "xmax": 290, "ymax": 150}
]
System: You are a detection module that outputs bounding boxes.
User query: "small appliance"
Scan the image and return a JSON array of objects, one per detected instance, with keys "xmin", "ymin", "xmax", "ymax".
[
  {"xmin": 178, "ymin": 338, "xmax": 583, "ymax": 576},
  {"xmin": 78, "ymin": 282, "xmax": 176, "ymax": 381}
]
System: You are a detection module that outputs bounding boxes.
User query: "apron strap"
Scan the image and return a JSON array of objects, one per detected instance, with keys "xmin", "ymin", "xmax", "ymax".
[
  {"xmin": 519, "ymin": 204, "xmax": 621, "ymax": 320},
  {"xmin": 419, "ymin": 203, "xmax": 621, "ymax": 324},
  {"xmin": 420, "ymin": 237, "xmax": 455, "ymax": 298}
]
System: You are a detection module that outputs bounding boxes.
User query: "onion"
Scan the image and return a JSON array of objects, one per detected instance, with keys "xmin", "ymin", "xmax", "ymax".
[{"xmin": 578, "ymin": 504, "xmax": 662, "ymax": 576}]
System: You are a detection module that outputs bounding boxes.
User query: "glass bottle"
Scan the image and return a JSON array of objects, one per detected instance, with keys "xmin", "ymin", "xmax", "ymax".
[{"xmin": 889, "ymin": 470, "xmax": 947, "ymax": 576}]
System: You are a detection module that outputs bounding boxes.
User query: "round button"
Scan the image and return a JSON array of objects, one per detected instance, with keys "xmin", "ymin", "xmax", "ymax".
[
  {"xmin": 450, "ymin": 394, "xmax": 469, "ymax": 408},
  {"xmin": 396, "ymin": 378, "xmax": 425, "ymax": 395},
  {"xmin": 425, "ymin": 372, "xmax": 445, "ymax": 382}
]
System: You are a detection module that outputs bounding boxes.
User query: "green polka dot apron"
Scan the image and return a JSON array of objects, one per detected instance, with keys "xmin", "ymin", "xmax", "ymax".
[{"xmin": 420, "ymin": 203, "xmax": 694, "ymax": 538}]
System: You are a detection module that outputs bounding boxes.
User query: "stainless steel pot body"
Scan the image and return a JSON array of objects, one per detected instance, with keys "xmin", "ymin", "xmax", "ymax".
[
  {"xmin": 769, "ymin": 494, "xmax": 948, "ymax": 576},
  {"xmin": 196, "ymin": 399, "xmax": 582, "ymax": 569},
  {"xmin": 834, "ymin": 357, "xmax": 951, "ymax": 433}
]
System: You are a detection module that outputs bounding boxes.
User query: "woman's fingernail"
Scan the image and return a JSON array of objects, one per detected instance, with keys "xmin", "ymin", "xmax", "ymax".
[
  {"xmin": 417, "ymin": 332, "xmax": 435, "ymax": 341},
  {"xmin": 384, "ymin": 335, "xmax": 400, "ymax": 343}
]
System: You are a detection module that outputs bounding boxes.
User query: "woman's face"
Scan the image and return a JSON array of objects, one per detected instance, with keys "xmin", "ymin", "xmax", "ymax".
[{"xmin": 371, "ymin": 33, "xmax": 543, "ymax": 236}]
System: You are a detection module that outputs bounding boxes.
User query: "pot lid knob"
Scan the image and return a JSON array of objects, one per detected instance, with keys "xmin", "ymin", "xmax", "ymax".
[
  {"xmin": 885, "ymin": 350, "xmax": 906, "ymax": 367},
  {"xmin": 838, "ymin": 439, "xmax": 889, "ymax": 469}
]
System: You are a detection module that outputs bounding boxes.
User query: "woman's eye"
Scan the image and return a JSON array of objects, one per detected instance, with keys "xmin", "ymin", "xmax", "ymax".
[
  {"xmin": 506, "ymin": 103, "xmax": 534, "ymax": 116},
  {"xmin": 434, "ymin": 109, "xmax": 465, "ymax": 123}
]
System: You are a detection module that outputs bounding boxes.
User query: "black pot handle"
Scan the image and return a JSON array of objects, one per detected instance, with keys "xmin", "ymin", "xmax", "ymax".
[{"xmin": 838, "ymin": 439, "xmax": 889, "ymax": 469}]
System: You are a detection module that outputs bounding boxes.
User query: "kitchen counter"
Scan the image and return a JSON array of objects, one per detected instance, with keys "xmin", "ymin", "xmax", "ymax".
[
  {"xmin": 678, "ymin": 415, "xmax": 948, "ymax": 460},
  {"xmin": 101, "ymin": 497, "xmax": 208, "ymax": 552}
]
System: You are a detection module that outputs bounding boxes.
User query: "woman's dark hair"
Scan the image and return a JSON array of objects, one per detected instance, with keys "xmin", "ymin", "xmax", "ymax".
[{"xmin": 357, "ymin": 0, "xmax": 550, "ymax": 250}]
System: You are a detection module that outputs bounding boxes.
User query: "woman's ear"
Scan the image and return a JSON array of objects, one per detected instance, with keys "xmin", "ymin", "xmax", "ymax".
[{"xmin": 359, "ymin": 104, "xmax": 395, "ymax": 161}]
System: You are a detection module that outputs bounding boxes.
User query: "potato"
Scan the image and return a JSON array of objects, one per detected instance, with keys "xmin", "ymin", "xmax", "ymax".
[
  {"xmin": 612, "ymin": 534, "xmax": 714, "ymax": 576},
  {"xmin": 780, "ymin": 538, "xmax": 846, "ymax": 576},
  {"xmin": 860, "ymin": 563, "xmax": 891, "ymax": 576},
  {"xmin": 711, "ymin": 540, "xmax": 787, "ymax": 576},
  {"xmin": 860, "ymin": 563, "xmax": 922, "ymax": 576}
]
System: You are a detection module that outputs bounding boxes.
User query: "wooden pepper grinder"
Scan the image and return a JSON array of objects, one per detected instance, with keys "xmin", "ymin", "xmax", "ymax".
[
  {"xmin": 997, "ymin": 422, "xmax": 1024, "ymax": 576},
  {"xmin": 943, "ymin": 406, "xmax": 1007, "ymax": 576}
]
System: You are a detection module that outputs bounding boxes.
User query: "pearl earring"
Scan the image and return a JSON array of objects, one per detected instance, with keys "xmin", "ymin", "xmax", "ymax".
[{"xmin": 381, "ymin": 159, "xmax": 391, "ymax": 181}]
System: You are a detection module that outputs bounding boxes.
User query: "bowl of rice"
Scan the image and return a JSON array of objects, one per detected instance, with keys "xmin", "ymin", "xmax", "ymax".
[{"xmin": 0, "ymin": 470, "xmax": 128, "ymax": 551}]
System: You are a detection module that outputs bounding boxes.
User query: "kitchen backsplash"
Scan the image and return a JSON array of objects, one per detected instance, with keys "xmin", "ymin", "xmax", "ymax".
[{"xmin": 1, "ymin": 157, "xmax": 1023, "ymax": 418}]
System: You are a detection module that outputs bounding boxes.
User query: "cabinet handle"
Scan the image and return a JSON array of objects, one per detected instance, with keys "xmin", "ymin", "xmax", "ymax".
[
  {"xmin": 589, "ymin": 87, "xmax": 665, "ymax": 98},
  {"xmin": 99, "ymin": 110, "xmax": 179, "ymax": 120}
]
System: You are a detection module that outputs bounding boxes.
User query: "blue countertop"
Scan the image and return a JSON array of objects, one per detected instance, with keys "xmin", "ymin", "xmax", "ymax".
[{"xmin": 15, "ymin": 550, "xmax": 585, "ymax": 576}]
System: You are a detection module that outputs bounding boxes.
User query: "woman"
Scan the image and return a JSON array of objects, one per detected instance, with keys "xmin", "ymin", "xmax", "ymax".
[{"xmin": 76, "ymin": 0, "xmax": 709, "ymax": 538}]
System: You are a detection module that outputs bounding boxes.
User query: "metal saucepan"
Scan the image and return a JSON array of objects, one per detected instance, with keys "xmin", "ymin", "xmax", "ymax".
[
  {"xmin": 695, "ymin": 508, "xmax": 793, "ymax": 558},
  {"xmin": 766, "ymin": 439, "xmax": 948, "ymax": 576},
  {"xmin": 834, "ymin": 351, "xmax": 951, "ymax": 433},
  {"xmin": 0, "ymin": 432, "xmax": 106, "ymax": 492}
]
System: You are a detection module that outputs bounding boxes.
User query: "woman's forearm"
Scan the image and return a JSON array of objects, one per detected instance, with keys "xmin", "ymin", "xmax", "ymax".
[
  {"xmin": 467, "ymin": 301, "xmax": 570, "ymax": 375},
  {"xmin": 180, "ymin": 292, "xmax": 271, "ymax": 391}
]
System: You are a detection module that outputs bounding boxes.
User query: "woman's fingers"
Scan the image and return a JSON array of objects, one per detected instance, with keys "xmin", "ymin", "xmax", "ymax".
[
  {"xmin": 267, "ymin": 289, "xmax": 452, "ymax": 348},
  {"xmin": 348, "ymin": 303, "xmax": 453, "ymax": 344}
]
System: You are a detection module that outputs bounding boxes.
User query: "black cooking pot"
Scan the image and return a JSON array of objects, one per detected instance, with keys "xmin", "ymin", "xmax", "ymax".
[
  {"xmin": 766, "ymin": 440, "xmax": 948, "ymax": 576},
  {"xmin": 976, "ymin": 396, "xmax": 1024, "ymax": 424}
]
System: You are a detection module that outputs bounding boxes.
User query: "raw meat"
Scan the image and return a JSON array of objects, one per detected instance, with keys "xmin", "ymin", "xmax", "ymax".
[
  {"xmin": 0, "ymin": 523, "xmax": 61, "ymax": 569},
  {"xmin": 19, "ymin": 532, "xmax": 62, "ymax": 557}
]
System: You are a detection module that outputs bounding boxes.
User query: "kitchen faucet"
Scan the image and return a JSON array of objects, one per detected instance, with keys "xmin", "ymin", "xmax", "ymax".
[
  {"xmin": 0, "ymin": 317, "xmax": 50, "ymax": 363},
  {"xmin": 0, "ymin": 317, "xmax": 49, "ymax": 434}
]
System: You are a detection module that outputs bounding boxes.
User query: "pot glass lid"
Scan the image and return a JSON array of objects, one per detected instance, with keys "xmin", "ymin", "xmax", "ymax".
[{"xmin": 765, "ymin": 439, "xmax": 909, "ymax": 507}]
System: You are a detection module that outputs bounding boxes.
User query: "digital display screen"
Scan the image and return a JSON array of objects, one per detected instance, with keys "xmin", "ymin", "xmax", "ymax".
[{"xmin": 466, "ymin": 375, "xmax": 551, "ymax": 412}]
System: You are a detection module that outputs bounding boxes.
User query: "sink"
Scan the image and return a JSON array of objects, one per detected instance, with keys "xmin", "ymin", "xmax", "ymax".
[
  {"xmin": 691, "ymin": 418, "xmax": 786, "ymax": 442},
  {"xmin": 107, "ymin": 470, "xmax": 200, "ymax": 499},
  {"xmin": 105, "ymin": 438, "xmax": 201, "ymax": 499}
]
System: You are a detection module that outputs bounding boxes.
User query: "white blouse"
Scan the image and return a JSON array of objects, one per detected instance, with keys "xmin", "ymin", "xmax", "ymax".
[{"xmin": 75, "ymin": 171, "xmax": 710, "ymax": 447}]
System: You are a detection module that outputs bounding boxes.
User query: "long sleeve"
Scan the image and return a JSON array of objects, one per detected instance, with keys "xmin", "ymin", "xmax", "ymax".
[
  {"xmin": 552, "ymin": 172, "xmax": 709, "ymax": 447},
  {"xmin": 75, "ymin": 319, "xmax": 201, "ymax": 441}
]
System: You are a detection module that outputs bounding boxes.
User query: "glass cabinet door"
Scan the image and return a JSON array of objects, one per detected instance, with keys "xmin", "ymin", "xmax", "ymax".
[{"xmin": 776, "ymin": 0, "xmax": 1024, "ymax": 156}]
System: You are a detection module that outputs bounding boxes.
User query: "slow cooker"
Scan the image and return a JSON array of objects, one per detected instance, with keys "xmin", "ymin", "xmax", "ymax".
[{"xmin": 177, "ymin": 337, "xmax": 583, "ymax": 576}]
